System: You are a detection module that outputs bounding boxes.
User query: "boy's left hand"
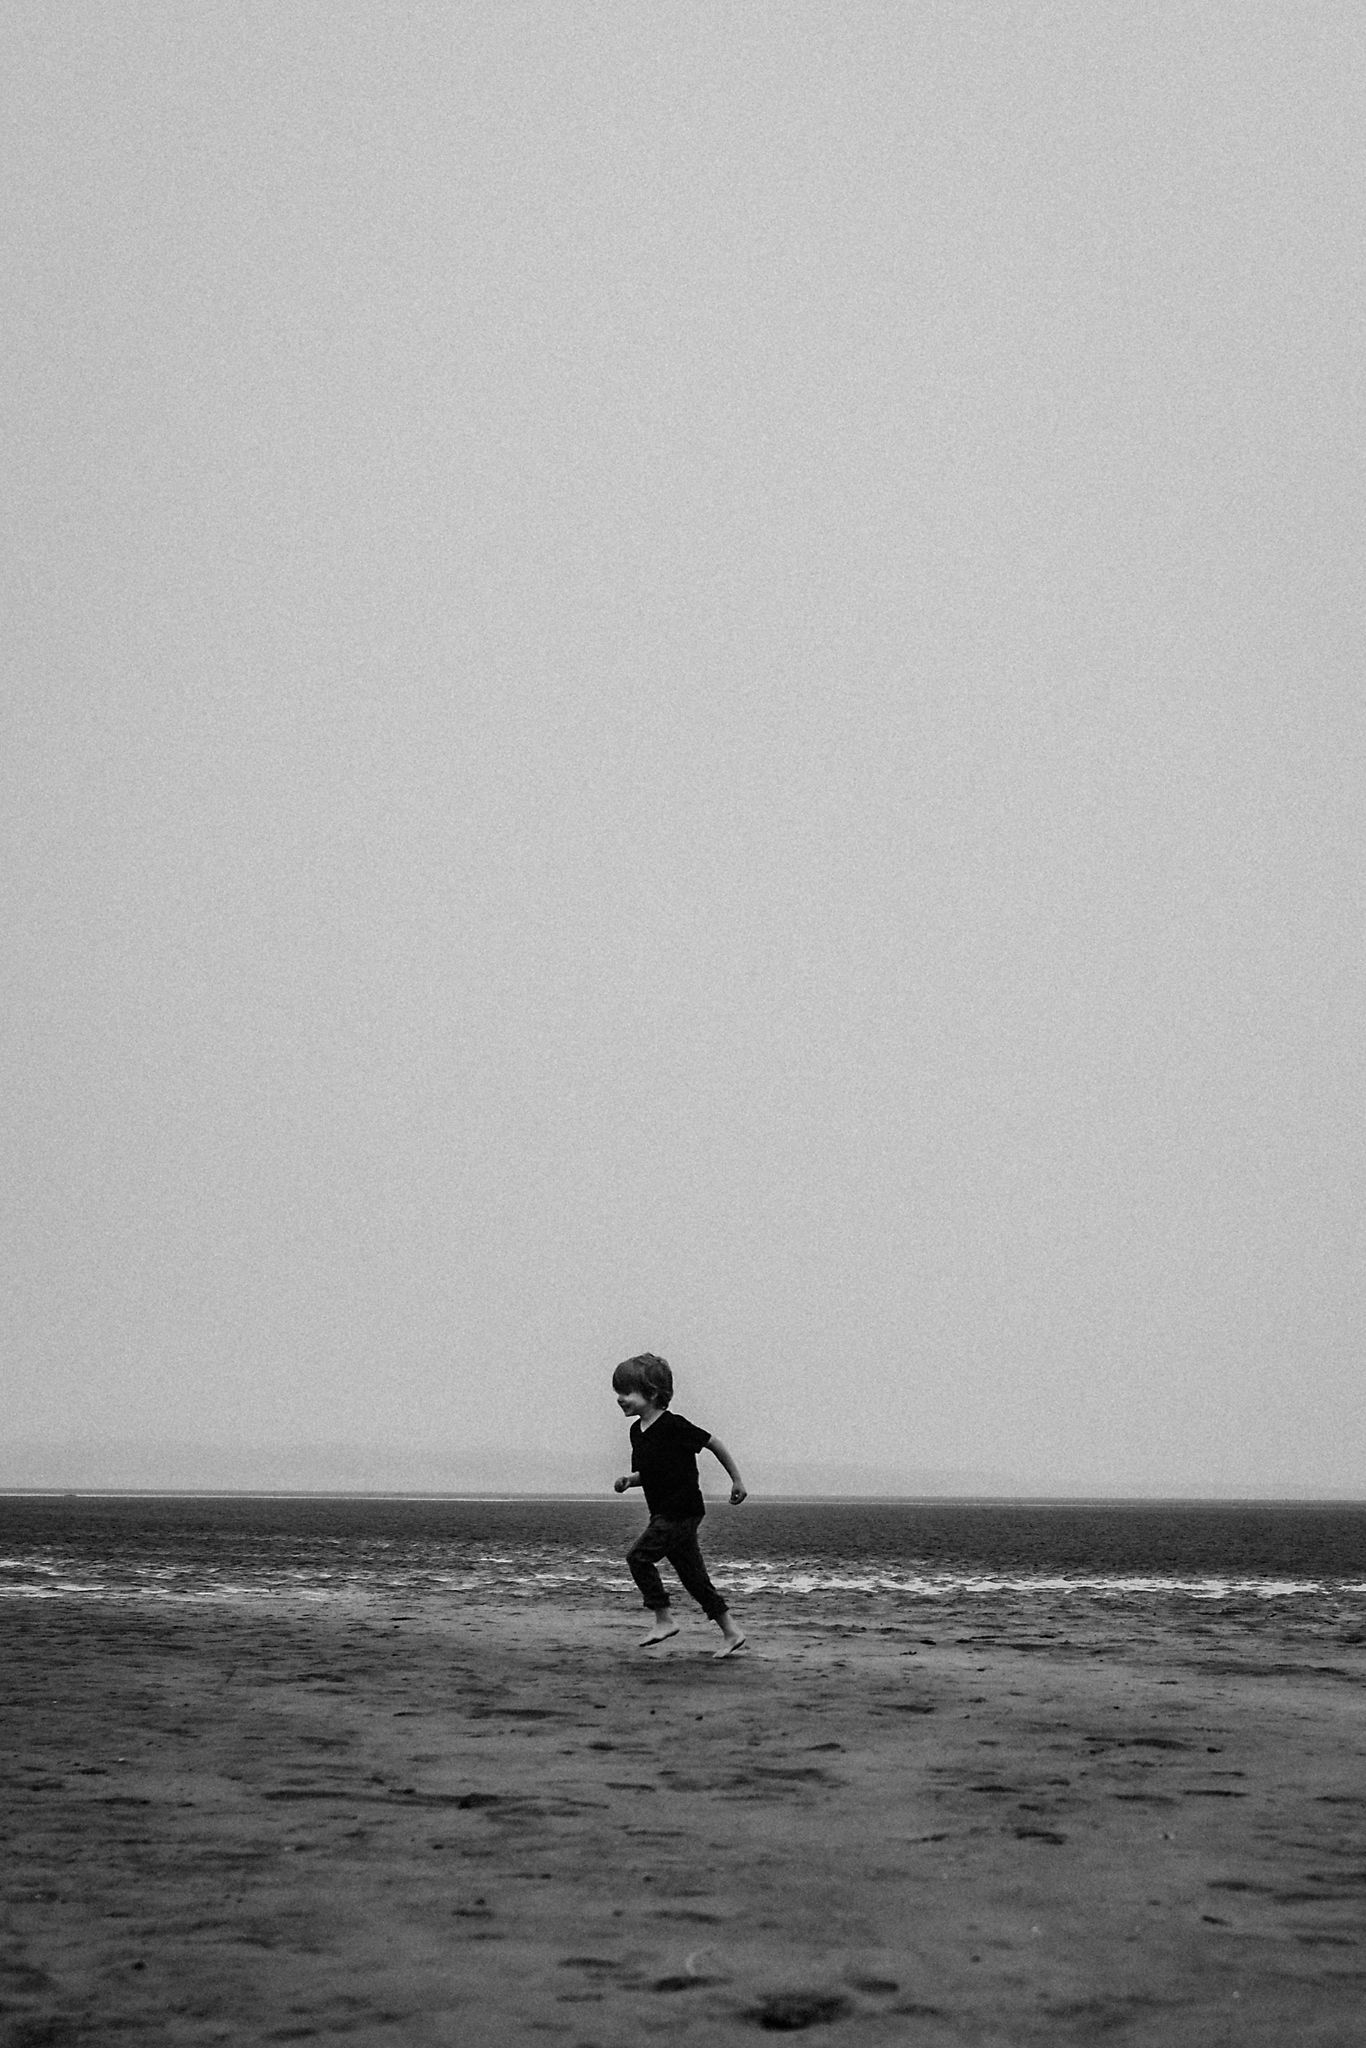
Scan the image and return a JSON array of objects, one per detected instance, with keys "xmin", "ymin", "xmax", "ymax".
[{"xmin": 729, "ymin": 1484, "xmax": 747, "ymax": 1505}]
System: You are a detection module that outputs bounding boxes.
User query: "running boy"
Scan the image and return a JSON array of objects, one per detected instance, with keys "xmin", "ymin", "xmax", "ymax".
[{"xmin": 612, "ymin": 1353, "xmax": 748, "ymax": 1658}]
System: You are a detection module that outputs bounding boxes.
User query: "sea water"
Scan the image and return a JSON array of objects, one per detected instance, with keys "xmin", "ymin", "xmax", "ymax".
[{"xmin": 1, "ymin": 1496, "xmax": 1363, "ymax": 1627}]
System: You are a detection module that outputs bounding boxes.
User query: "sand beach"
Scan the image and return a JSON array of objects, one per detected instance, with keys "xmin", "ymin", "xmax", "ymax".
[{"xmin": 2, "ymin": 1580, "xmax": 1364, "ymax": 2045}]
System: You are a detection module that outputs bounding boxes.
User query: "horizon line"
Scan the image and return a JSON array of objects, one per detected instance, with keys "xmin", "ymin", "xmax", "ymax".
[{"xmin": 3, "ymin": 1487, "xmax": 1363, "ymax": 1506}]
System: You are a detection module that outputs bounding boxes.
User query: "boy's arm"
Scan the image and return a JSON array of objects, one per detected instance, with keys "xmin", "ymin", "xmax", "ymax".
[
  {"xmin": 613, "ymin": 1472, "xmax": 642, "ymax": 1494},
  {"xmin": 705, "ymin": 1435, "xmax": 747, "ymax": 1505}
]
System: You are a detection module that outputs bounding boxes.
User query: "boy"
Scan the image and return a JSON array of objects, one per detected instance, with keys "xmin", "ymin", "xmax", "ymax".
[{"xmin": 612, "ymin": 1352, "xmax": 748, "ymax": 1658}]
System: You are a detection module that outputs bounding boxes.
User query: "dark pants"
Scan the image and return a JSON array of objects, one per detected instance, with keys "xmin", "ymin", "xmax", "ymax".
[{"xmin": 626, "ymin": 1513, "xmax": 728, "ymax": 1621}]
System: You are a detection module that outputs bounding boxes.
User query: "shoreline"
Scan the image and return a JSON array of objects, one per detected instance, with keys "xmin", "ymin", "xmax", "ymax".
[{"xmin": 4, "ymin": 1487, "xmax": 1365, "ymax": 1503}]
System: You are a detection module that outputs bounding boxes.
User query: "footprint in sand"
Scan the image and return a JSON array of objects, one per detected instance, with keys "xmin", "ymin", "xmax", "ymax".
[{"xmin": 742, "ymin": 1989, "xmax": 855, "ymax": 2030}]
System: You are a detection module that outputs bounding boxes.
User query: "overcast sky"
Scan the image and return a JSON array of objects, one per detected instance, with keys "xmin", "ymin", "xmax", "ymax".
[{"xmin": 4, "ymin": 3, "xmax": 1363, "ymax": 1496}]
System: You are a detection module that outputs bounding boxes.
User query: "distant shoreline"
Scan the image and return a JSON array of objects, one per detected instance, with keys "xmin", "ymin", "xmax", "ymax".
[{"xmin": 2, "ymin": 1487, "xmax": 1363, "ymax": 1506}]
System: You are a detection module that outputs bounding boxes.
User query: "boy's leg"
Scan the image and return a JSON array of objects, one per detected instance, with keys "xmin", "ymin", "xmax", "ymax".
[
  {"xmin": 625, "ymin": 1517, "xmax": 672, "ymax": 1609},
  {"xmin": 662, "ymin": 1519, "xmax": 730, "ymax": 1623},
  {"xmin": 625, "ymin": 1518, "xmax": 680, "ymax": 1643},
  {"xmin": 665, "ymin": 1520, "xmax": 746, "ymax": 1654}
]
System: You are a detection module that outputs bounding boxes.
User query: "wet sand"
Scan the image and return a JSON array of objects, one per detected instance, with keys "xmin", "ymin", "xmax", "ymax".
[{"xmin": 2, "ymin": 1592, "xmax": 1363, "ymax": 2044}]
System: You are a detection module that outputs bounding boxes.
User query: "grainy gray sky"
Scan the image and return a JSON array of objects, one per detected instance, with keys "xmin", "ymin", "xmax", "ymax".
[{"xmin": 4, "ymin": 3, "xmax": 1363, "ymax": 1495}]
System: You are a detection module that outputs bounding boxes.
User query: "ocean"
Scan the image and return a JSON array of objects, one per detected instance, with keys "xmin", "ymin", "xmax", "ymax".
[{"xmin": 2, "ymin": 1495, "xmax": 1364, "ymax": 1629}]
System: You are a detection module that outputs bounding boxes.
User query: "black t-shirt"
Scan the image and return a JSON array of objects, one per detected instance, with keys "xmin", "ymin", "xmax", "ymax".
[{"xmin": 630, "ymin": 1411, "xmax": 712, "ymax": 1520}]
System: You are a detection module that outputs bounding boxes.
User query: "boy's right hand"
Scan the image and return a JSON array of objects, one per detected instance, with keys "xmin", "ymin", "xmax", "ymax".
[{"xmin": 613, "ymin": 1475, "xmax": 632, "ymax": 1493}]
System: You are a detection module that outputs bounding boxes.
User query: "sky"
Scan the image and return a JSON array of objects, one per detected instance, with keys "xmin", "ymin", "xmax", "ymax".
[{"xmin": 4, "ymin": 3, "xmax": 1363, "ymax": 1497}]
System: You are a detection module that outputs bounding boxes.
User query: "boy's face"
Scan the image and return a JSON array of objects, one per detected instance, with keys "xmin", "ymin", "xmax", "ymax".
[{"xmin": 616, "ymin": 1389, "xmax": 653, "ymax": 1418}]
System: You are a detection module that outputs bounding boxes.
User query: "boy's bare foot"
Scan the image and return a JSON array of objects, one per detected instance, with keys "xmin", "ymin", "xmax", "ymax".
[
  {"xmin": 713, "ymin": 1631, "xmax": 747, "ymax": 1659},
  {"xmin": 639, "ymin": 1622, "xmax": 680, "ymax": 1647}
]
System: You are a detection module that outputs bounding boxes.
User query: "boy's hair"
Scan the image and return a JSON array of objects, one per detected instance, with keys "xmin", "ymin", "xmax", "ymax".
[{"xmin": 612, "ymin": 1353, "xmax": 674, "ymax": 1408}]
